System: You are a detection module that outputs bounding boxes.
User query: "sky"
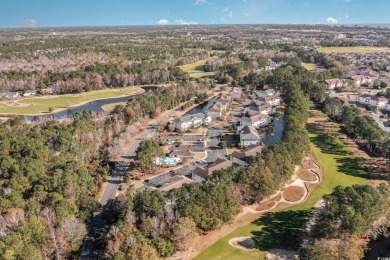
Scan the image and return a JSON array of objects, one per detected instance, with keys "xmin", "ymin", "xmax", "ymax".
[{"xmin": 0, "ymin": 0, "xmax": 389, "ymax": 27}]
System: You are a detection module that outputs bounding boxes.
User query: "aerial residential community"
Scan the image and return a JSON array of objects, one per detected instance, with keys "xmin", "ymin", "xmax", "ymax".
[{"xmin": 0, "ymin": 1, "xmax": 390, "ymax": 260}]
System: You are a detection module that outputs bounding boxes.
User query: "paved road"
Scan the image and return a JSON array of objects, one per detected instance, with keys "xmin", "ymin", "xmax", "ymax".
[{"xmin": 80, "ymin": 101, "xmax": 189, "ymax": 259}]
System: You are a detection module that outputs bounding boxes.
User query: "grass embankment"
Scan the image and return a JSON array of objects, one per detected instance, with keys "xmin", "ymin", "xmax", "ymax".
[
  {"xmin": 194, "ymin": 131, "xmax": 369, "ymax": 260},
  {"xmin": 0, "ymin": 87, "xmax": 143, "ymax": 115},
  {"xmin": 301, "ymin": 62, "xmax": 317, "ymax": 71},
  {"xmin": 101, "ymin": 102, "xmax": 127, "ymax": 112},
  {"xmin": 179, "ymin": 60, "xmax": 215, "ymax": 79},
  {"xmin": 318, "ymin": 46, "xmax": 390, "ymax": 54}
]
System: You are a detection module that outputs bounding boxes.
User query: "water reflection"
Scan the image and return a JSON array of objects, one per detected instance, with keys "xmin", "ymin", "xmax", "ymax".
[
  {"xmin": 24, "ymin": 86, "xmax": 158, "ymax": 121},
  {"xmin": 261, "ymin": 116, "xmax": 284, "ymax": 147}
]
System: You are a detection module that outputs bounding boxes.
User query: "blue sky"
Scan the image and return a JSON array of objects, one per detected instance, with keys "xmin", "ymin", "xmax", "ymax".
[{"xmin": 0, "ymin": 0, "xmax": 389, "ymax": 27}]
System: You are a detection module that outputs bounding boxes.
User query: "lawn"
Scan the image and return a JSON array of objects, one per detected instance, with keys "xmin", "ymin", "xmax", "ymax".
[
  {"xmin": 101, "ymin": 102, "xmax": 127, "ymax": 112},
  {"xmin": 194, "ymin": 131, "xmax": 369, "ymax": 260},
  {"xmin": 318, "ymin": 46, "xmax": 390, "ymax": 54},
  {"xmin": 301, "ymin": 62, "xmax": 317, "ymax": 71},
  {"xmin": 0, "ymin": 87, "xmax": 143, "ymax": 115},
  {"xmin": 179, "ymin": 60, "xmax": 207, "ymax": 72},
  {"xmin": 179, "ymin": 60, "xmax": 216, "ymax": 78}
]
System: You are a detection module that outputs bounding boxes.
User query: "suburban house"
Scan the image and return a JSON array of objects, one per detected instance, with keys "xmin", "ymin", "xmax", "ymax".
[
  {"xmin": 254, "ymin": 97, "xmax": 265, "ymax": 106},
  {"xmin": 257, "ymin": 88, "xmax": 279, "ymax": 98},
  {"xmin": 357, "ymin": 94, "xmax": 388, "ymax": 108},
  {"xmin": 168, "ymin": 150, "xmax": 194, "ymax": 158},
  {"xmin": 5, "ymin": 92, "xmax": 19, "ymax": 99},
  {"xmin": 324, "ymin": 78, "xmax": 345, "ymax": 90},
  {"xmin": 386, "ymin": 65, "xmax": 390, "ymax": 71},
  {"xmin": 240, "ymin": 114, "xmax": 271, "ymax": 128},
  {"xmin": 237, "ymin": 125, "xmax": 261, "ymax": 147},
  {"xmin": 229, "ymin": 145, "xmax": 263, "ymax": 167},
  {"xmin": 350, "ymin": 75, "xmax": 372, "ymax": 85},
  {"xmin": 263, "ymin": 96, "xmax": 281, "ymax": 106},
  {"xmin": 248, "ymin": 104, "xmax": 276, "ymax": 116},
  {"xmin": 385, "ymin": 102, "xmax": 390, "ymax": 111},
  {"xmin": 173, "ymin": 113, "xmax": 211, "ymax": 132},
  {"xmin": 206, "ymin": 95, "xmax": 230, "ymax": 119},
  {"xmin": 206, "ymin": 105, "xmax": 223, "ymax": 118},
  {"xmin": 229, "ymin": 87, "xmax": 242, "ymax": 100},
  {"xmin": 215, "ymin": 96, "xmax": 230, "ymax": 110},
  {"xmin": 242, "ymin": 98, "xmax": 253, "ymax": 107},
  {"xmin": 159, "ymin": 176, "xmax": 195, "ymax": 192},
  {"xmin": 192, "ymin": 158, "xmax": 233, "ymax": 182}
]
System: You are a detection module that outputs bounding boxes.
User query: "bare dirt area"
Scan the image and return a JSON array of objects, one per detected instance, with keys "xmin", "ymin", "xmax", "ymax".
[
  {"xmin": 283, "ymin": 186, "xmax": 305, "ymax": 202},
  {"xmin": 298, "ymin": 169, "xmax": 317, "ymax": 182},
  {"xmin": 256, "ymin": 201, "xmax": 276, "ymax": 211},
  {"xmin": 229, "ymin": 237, "xmax": 256, "ymax": 250}
]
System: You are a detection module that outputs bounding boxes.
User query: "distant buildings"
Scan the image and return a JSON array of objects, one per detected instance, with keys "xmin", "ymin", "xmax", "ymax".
[
  {"xmin": 23, "ymin": 90, "xmax": 36, "ymax": 97},
  {"xmin": 324, "ymin": 78, "xmax": 345, "ymax": 90},
  {"xmin": 332, "ymin": 33, "xmax": 347, "ymax": 40},
  {"xmin": 357, "ymin": 94, "xmax": 388, "ymax": 108},
  {"xmin": 350, "ymin": 75, "xmax": 372, "ymax": 86}
]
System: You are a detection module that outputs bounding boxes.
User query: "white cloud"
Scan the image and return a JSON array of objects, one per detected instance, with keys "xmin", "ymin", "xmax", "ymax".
[
  {"xmin": 243, "ymin": 12, "xmax": 249, "ymax": 16},
  {"xmin": 343, "ymin": 0, "xmax": 352, "ymax": 2},
  {"xmin": 228, "ymin": 11, "xmax": 233, "ymax": 18},
  {"xmin": 326, "ymin": 17, "xmax": 338, "ymax": 24},
  {"xmin": 224, "ymin": 7, "xmax": 229, "ymax": 12},
  {"xmin": 19, "ymin": 19, "xmax": 39, "ymax": 27},
  {"xmin": 195, "ymin": 0, "xmax": 208, "ymax": 5},
  {"xmin": 345, "ymin": 14, "xmax": 350, "ymax": 18},
  {"xmin": 175, "ymin": 19, "xmax": 199, "ymax": 25},
  {"xmin": 157, "ymin": 19, "xmax": 169, "ymax": 25}
]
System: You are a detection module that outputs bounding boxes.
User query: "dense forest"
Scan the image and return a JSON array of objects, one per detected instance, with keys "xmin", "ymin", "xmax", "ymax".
[{"xmin": 299, "ymin": 184, "xmax": 389, "ymax": 260}]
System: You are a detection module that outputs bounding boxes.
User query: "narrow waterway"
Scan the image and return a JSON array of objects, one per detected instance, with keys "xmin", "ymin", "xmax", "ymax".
[
  {"xmin": 261, "ymin": 116, "xmax": 284, "ymax": 147},
  {"xmin": 24, "ymin": 86, "xmax": 158, "ymax": 121},
  {"xmin": 184, "ymin": 97, "xmax": 217, "ymax": 115}
]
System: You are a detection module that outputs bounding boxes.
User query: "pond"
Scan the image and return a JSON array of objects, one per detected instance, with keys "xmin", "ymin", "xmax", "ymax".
[
  {"xmin": 24, "ymin": 86, "xmax": 158, "ymax": 121},
  {"xmin": 261, "ymin": 116, "xmax": 284, "ymax": 147},
  {"xmin": 184, "ymin": 97, "xmax": 217, "ymax": 115}
]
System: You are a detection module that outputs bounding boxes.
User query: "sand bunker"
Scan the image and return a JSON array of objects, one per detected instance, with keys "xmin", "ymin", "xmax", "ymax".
[
  {"xmin": 229, "ymin": 237, "xmax": 256, "ymax": 250},
  {"xmin": 283, "ymin": 186, "xmax": 305, "ymax": 202},
  {"xmin": 297, "ymin": 169, "xmax": 317, "ymax": 182}
]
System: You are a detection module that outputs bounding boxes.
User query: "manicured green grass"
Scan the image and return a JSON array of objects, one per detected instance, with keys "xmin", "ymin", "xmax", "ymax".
[
  {"xmin": 179, "ymin": 60, "xmax": 216, "ymax": 78},
  {"xmin": 0, "ymin": 87, "xmax": 142, "ymax": 115},
  {"xmin": 191, "ymin": 72, "xmax": 216, "ymax": 78},
  {"xmin": 101, "ymin": 102, "xmax": 127, "ymax": 112},
  {"xmin": 318, "ymin": 46, "xmax": 390, "ymax": 54},
  {"xmin": 179, "ymin": 60, "xmax": 207, "ymax": 72},
  {"xmin": 194, "ymin": 131, "xmax": 369, "ymax": 260},
  {"xmin": 301, "ymin": 62, "xmax": 317, "ymax": 71}
]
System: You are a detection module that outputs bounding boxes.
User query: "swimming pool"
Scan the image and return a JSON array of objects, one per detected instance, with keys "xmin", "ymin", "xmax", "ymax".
[{"xmin": 156, "ymin": 157, "xmax": 182, "ymax": 166}]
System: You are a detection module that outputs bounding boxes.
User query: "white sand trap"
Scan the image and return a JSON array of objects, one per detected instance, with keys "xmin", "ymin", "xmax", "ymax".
[
  {"xmin": 229, "ymin": 237, "xmax": 256, "ymax": 250},
  {"xmin": 267, "ymin": 248, "xmax": 298, "ymax": 260}
]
